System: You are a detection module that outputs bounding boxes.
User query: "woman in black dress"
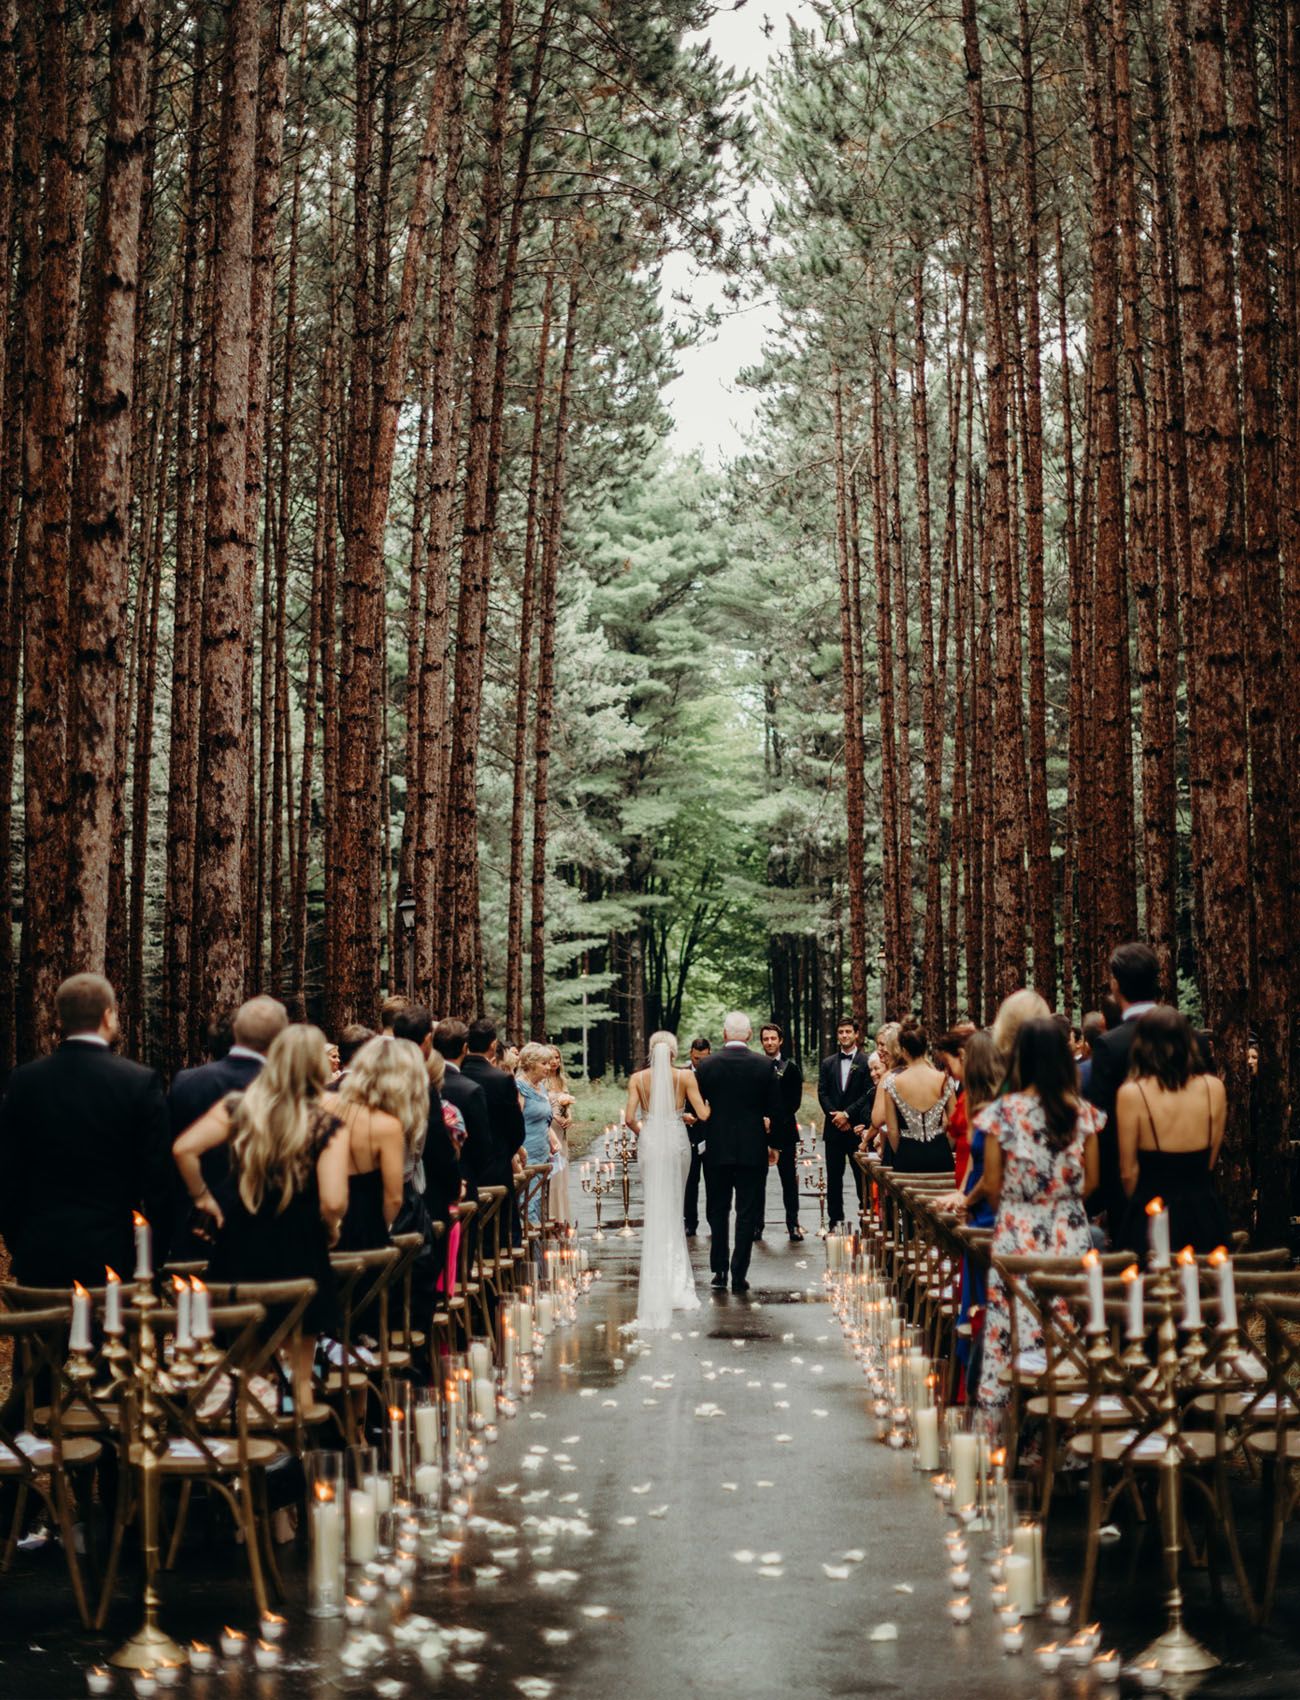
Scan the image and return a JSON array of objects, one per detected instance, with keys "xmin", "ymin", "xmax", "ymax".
[
  {"xmin": 173, "ymin": 1025, "xmax": 350, "ymax": 1404},
  {"xmin": 335, "ymin": 1037, "xmax": 428, "ymax": 1251},
  {"xmin": 1116, "ymin": 1006, "xmax": 1230, "ymax": 1258},
  {"xmin": 871, "ymin": 1016, "xmax": 957, "ymax": 1174}
]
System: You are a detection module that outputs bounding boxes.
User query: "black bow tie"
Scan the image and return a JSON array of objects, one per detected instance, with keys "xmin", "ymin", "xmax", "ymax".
[{"xmin": 841, "ymin": 1052, "xmax": 855, "ymax": 1061}]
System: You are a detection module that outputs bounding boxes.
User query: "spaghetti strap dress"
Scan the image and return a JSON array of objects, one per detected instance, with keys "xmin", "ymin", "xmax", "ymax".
[{"xmin": 1118, "ymin": 1079, "xmax": 1230, "ymax": 1258}]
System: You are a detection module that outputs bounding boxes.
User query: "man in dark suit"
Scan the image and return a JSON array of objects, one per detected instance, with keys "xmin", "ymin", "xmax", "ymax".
[
  {"xmin": 695, "ymin": 1012, "xmax": 781, "ymax": 1293},
  {"xmin": 0, "ymin": 974, "xmax": 172, "ymax": 1286},
  {"xmin": 682, "ymin": 1036, "xmax": 711, "ymax": 1236},
  {"xmin": 1085, "ymin": 941, "xmax": 1162, "ymax": 1237},
  {"xmin": 760, "ymin": 1021, "xmax": 805, "ymax": 1241},
  {"xmin": 431, "ymin": 1018, "xmax": 495, "ymax": 1196},
  {"xmin": 817, "ymin": 1016, "xmax": 873, "ymax": 1231},
  {"xmin": 169, "ymin": 994, "xmax": 288, "ymax": 1143},
  {"xmin": 460, "ymin": 1019, "xmax": 526, "ymax": 1185}
]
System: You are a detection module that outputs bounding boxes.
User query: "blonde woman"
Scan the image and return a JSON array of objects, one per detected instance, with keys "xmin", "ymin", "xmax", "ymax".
[
  {"xmin": 174, "ymin": 1025, "xmax": 350, "ymax": 1398},
  {"xmin": 544, "ymin": 1044, "xmax": 575, "ymax": 1225},
  {"xmin": 991, "ymin": 989, "xmax": 1051, "ymax": 1081},
  {"xmin": 335, "ymin": 1037, "xmax": 429, "ymax": 1250},
  {"xmin": 865, "ymin": 1021, "xmax": 907, "ymax": 1149}
]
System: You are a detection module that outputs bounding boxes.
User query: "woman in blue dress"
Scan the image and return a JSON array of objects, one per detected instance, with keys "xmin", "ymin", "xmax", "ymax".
[{"xmin": 516, "ymin": 1043, "xmax": 557, "ymax": 1223}]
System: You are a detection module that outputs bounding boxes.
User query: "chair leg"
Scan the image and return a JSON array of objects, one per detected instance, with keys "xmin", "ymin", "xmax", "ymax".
[
  {"xmin": 236, "ymin": 1470, "xmax": 270, "ymax": 1618},
  {"xmin": 165, "ymin": 1480, "xmax": 193, "ymax": 1569},
  {"xmin": 1077, "ymin": 1457, "xmax": 1104, "ymax": 1627},
  {"xmin": 1260, "ymin": 1457, "xmax": 1290, "ymax": 1626},
  {"xmin": 95, "ymin": 1459, "xmax": 133, "ymax": 1630},
  {"xmin": 2, "ymin": 1481, "xmax": 29, "ymax": 1571},
  {"xmin": 254, "ymin": 1472, "xmax": 285, "ymax": 1604}
]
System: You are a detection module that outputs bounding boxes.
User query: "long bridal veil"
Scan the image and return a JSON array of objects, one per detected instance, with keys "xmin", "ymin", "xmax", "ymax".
[{"xmin": 635, "ymin": 1036, "xmax": 699, "ymax": 1330}]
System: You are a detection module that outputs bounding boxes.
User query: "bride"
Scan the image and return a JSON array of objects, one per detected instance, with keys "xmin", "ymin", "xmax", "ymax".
[{"xmin": 623, "ymin": 1031, "xmax": 710, "ymax": 1329}]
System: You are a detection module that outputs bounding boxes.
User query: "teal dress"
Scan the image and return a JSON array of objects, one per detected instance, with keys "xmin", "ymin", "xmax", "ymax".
[{"xmin": 517, "ymin": 1075, "xmax": 553, "ymax": 1223}]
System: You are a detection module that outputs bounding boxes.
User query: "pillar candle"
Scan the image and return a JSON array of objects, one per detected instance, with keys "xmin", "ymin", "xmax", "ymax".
[
  {"xmin": 468, "ymin": 1341, "xmax": 492, "ymax": 1381},
  {"xmin": 914, "ymin": 1405, "xmax": 940, "ymax": 1470},
  {"xmin": 348, "ymin": 1489, "xmax": 377, "ymax": 1564},
  {"xmin": 537, "ymin": 1295, "xmax": 554, "ymax": 1335},
  {"xmin": 132, "ymin": 1212, "xmax": 152, "ymax": 1281},
  {"xmin": 1012, "ymin": 1521, "xmax": 1044, "ymax": 1606},
  {"xmin": 474, "ymin": 1377, "xmax": 495, "ymax": 1422},
  {"xmin": 190, "ymin": 1277, "xmax": 211, "ymax": 1340},
  {"xmin": 364, "ymin": 1472, "xmax": 392, "ymax": 1515},
  {"xmin": 172, "ymin": 1278, "xmax": 193, "ymax": 1350},
  {"xmin": 388, "ymin": 1407, "xmax": 405, "ymax": 1479},
  {"xmin": 1083, "ymin": 1250, "xmax": 1105, "ymax": 1333},
  {"xmin": 1177, "ymin": 1248, "xmax": 1201, "ymax": 1329},
  {"xmin": 1209, "ymin": 1247, "xmax": 1237, "ymax": 1330},
  {"xmin": 104, "ymin": 1269, "xmax": 123, "ymax": 1336},
  {"xmin": 310, "ymin": 1483, "xmax": 343, "ymax": 1596},
  {"xmin": 69, "ymin": 1283, "xmax": 92, "ymax": 1352},
  {"xmin": 1122, "ymin": 1265, "xmax": 1143, "ymax": 1339},
  {"xmin": 518, "ymin": 1301, "xmax": 534, "ymax": 1354},
  {"xmin": 414, "ymin": 1463, "xmax": 440, "ymax": 1501},
  {"xmin": 951, "ymin": 1431, "xmax": 978, "ymax": 1510},
  {"xmin": 1005, "ymin": 1553, "xmax": 1036, "ymax": 1616},
  {"xmin": 415, "ymin": 1404, "xmax": 439, "ymax": 1464}
]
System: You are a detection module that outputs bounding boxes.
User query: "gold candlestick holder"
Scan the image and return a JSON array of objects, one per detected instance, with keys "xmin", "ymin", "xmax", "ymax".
[
  {"xmin": 612, "ymin": 1125, "xmax": 637, "ymax": 1238},
  {"xmin": 1137, "ymin": 1263, "xmax": 1219, "ymax": 1675},
  {"xmin": 581, "ymin": 1164, "xmax": 617, "ymax": 1241},
  {"xmin": 802, "ymin": 1163, "xmax": 829, "ymax": 1236},
  {"xmin": 105, "ymin": 1274, "xmax": 185, "ymax": 1671}
]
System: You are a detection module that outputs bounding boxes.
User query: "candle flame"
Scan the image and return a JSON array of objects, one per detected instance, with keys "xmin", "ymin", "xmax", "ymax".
[
  {"xmin": 191, "ymin": 1275, "xmax": 206, "ymax": 1292},
  {"xmin": 172, "ymin": 1274, "xmax": 187, "ymax": 1292},
  {"xmin": 1208, "ymin": 1245, "xmax": 1229, "ymax": 1268},
  {"xmin": 1145, "ymin": 1197, "xmax": 1165, "ymax": 1217},
  {"xmin": 73, "ymin": 1280, "xmax": 89, "ymax": 1298},
  {"xmin": 388, "ymin": 1405, "xmax": 404, "ymax": 1421},
  {"xmin": 223, "ymin": 1627, "xmax": 244, "ymax": 1639},
  {"xmin": 991, "ymin": 1446, "xmax": 1007, "ymax": 1466},
  {"xmin": 1081, "ymin": 1248, "xmax": 1099, "ymax": 1269},
  {"xmin": 313, "ymin": 1481, "xmax": 334, "ymax": 1504},
  {"xmin": 1121, "ymin": 1264, "xmax": 1140, "ymax": 1285},
  {"xmin": 1176, "ymin": 1245, "xmax": 1196, "ymax": 1267},
  {"xmin": 105, "ymin": 1266, "xmax": 121, "ymax": 1284},
  {"xmin": 132, "ymin": 1210, "xmax": 148, "ymax": 1227},
  {"xmin": 191, "ymin": 1642, "xmax": 210, "ymax": 1653}
]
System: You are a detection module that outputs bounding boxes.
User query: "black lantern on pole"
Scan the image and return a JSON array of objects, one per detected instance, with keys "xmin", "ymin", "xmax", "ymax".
[{"xmin": 397, "ymin": 885, "xmax": 416, "ymax": 998}]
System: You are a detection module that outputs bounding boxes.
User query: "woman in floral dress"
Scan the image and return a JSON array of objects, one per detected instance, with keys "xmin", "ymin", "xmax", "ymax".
[{"xmin": 976, "ymin": 1019, "xmax": 1102, "ymax": 1422}]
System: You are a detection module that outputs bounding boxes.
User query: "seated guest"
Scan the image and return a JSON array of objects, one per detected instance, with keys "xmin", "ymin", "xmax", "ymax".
[
  {"xmin": 330, "ymin": 1023, "xmax": 375, "ymax": 1088},
  {"xmin": 976, "ymin": 1019, "xmax": 1102, "ymax": 1417},
  {"xmin": 1115, "ymin": 1006, "xmax": 1230, "ymax": 1258},
  {"xmin": 0, "ymin": 974, "xmax": 171, "ymax": 1286},
  {"xmin": 335, "ymin": 1037, "xmax": 429, "ymax": 1250},
  {"xmin": 174, "ymin": 1025, "xmax": 349, "ymax": 1403},
  {"xmin": 516, "ymin": 1043, "xmax": 557, "ymax": 1223}
]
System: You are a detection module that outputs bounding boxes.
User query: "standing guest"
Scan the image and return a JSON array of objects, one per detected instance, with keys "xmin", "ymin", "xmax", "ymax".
[
  {"xmin": 499, "ymin": 1041, "xmax": 522, "ymax": 1075},
  {"xmin": 683, "ymin": 1036, "xmax": 712, "ymax": 1237},
  {"xmin": 516, "ymin": 1044, "xmax": 557, "ymax": 1224},
  {"xmin": 379, "ymin": 995, "xmax": 411, "ymax": 1035},
  {"xmin": 174, "ymin": 1026, "xmax": 349, "ymax": 1405},
  {"xmin": 870, "ymin": 1016, "xmax": 955, "ymax": 1173},
  {"xmin": 695, "ymin": 1013, "xmax": 779, "ymax": 1293},
  {"xmin": 170, "ymin": 994, "xmax": 288, "ymax": 1145},
  {"xmin": 1084, "ymin": 941, "xmax": 1162, "ymax": 1235},
  {"xmin": 335, "ymin": 1038, "xmax": 429, "ymax": 1250},
  {"xmin": 934, "ymin": 1031, "xmax": 970, "ymax": 1185},
  {"xmin": 421, "ymin": 1048, "xmax": 465, "ymax": 1231},
  {"xmin": 817, "ymin": 1016, "xmax": 873, "ymax": 1231},
  {"xmin": 990, "ymin": 990, "xmax": 1051, "ymax": 1071},
  {"xmin": 1115, "ymin": 1007, "xmax": 1230, "ymax": 1257},
  {"xmin": 543, "ymin": 1046, "xmax": 575, "ymax": 1226},
  {"xmin": 0, "ymin": 974, "xmax": 172, "ymax": 1286},
  {"xmin": 936, "ymin": 1029, "xmax": 1004, "ymax": 1395},
  {"xmin": 432, "ymin": 1019, "xmax": 494, "ymax": 1196},
  {"xmin": 759, "ymin": 1022, "xmax": 804, "ymax": 1241},
  {"xmin": 330, "ymin": 1024, "xmax": 375, "ymax": 1089},
  {"xmin": 1076, "ymin": 1011, "xmax": 1106, "ymax": 1094},
  {"xmin": 460, "ymin": 1020, "xmax": 526, "ymax": 1184},
  {"xmin": 976, "ymin": 1020, "xmax": 1102, "ymax": 1418},
  {"xmin": 389, "ymin": 1006, "xmax": 434, "ymax": 1193},
  {"xmin": 855, "ymin": 1023, "xmax": 906, "ymax": 1160}
]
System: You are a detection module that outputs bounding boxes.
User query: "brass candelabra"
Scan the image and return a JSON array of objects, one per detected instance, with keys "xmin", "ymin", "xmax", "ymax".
[
  {"xmin": 801, "ymin": 1161, "xmax": 829, "ymax": 1236},
  {"xmin": 608, "ymin": 1123, "xmax": 637, "ymax": 1238},
  {"xmin": 580, "ymin": 1161, "xmax": 618, "ymax": 1240}
]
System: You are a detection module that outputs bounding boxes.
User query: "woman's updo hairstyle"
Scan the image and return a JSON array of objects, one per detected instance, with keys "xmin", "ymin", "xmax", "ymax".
[{"xmin": 897, "ymin": 1014, "xmax": 928, "ymax": 1060}]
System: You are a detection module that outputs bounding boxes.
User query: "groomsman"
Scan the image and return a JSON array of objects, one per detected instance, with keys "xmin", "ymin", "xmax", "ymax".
[
  {"xmin": 817, "ymin": 1016, "xmax": 873, "ymax": 1231},
  {"xmin": 760, "ymin": 1022, "xmax": 804, "ymax": 1241},
  {"xmin": 683, "ymin": 1036, "xmax": 711, "ymax": 1236}
]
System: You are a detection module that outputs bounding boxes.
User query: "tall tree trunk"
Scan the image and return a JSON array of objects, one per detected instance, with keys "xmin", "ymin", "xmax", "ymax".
[
  {"xmin": 193, "ymin": 0, "xmax": 260, "ymax": 1024},
  {"xmin": 528, "ymin": 275, "xmax": 579, "ymax": 1041},
  {"xmin": 911, "ymin": 264, "xmax": 943, "ymax": 1032},
  {"xmin": 871, "ymin": 368, "xmax": 900, "ymax": 1013},
  {"xmin": 887, "ymin": 325, "xmax": 913, "ymax": 1010},
  {"xmin": 0, "ymin": 0, "xmax": 21, "ymax": 1075},
  {"xmin": 834, "ymin": 370, "xmax": 868, "ymax": 1023}
]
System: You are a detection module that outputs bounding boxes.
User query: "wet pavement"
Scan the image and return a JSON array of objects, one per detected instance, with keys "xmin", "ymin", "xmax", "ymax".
[{"xmin": 3, "ymin": 1196, "xmax": 1300, "ymax": 1698}]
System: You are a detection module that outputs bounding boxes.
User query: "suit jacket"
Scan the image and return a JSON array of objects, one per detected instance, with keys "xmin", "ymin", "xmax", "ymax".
[
  {"xmin": 439, "ymin": 1066, "xmax": 495, "ymax": 1195},
  {"xmin": 695, "ymin": 1045, "xmax": 781, "ymax": 1168},
  {"xmin": 460, "ymin": 1054, "xmax": 526, "ymax": 1188},
  {"xmin": 0, "ymin": 1041, "xmax": 172, "ymax": 1286},
  {"xmin": 1084, "ymin": 1017, "xmax": 1141, "ymax": 1228},
  {"xmin": 421, "ymin": 1085, "xmax": 464, "ymax": 1226},
  {"xmin": 818, "ymin": 1049, "xmax": 874, "ymax": 1143},
  {"xmin": 168, "ymin": 1051, "xmax": 263, "ymax": 1200},
  {"xmin": 769, "ymin": 1055, "xmax": 803, "ymax": 1149}
]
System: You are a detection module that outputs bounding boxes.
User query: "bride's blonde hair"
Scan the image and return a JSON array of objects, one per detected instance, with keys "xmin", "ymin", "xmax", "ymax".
[{"xmin": 647, "ymin": 1030, "xmax": 678, "ymax": 1061}]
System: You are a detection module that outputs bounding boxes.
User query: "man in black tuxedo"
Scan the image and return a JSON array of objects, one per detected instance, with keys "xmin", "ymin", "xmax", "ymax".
[
  {"xmin": 817, "ymin": 1016, "xmax": 874, "ymax": 1231},
  {"xmin": 760, "ymin": 1021, "xmax": 805, "ymax": 1242},
  {"xmin": 0, "ymin": 974, "xmax": 172, "ymax": 1286},
  {"xmin": 169, "ymin": 994, "xmax": 288, "ymax": 1144},
  {"xmin": 695, "ymin": 1012, "xmax": 781, "ymax": 1293},
  {"xmin": 682, "ymin": 1036, "xmax": 711, "ymax": 1236},
  {"xmin": 431, "ymin": 1018, "xmax": 495, "ymax": 1195},
  {"xmin": 1085, "ymin": 941, "xmax": 1162, "ymax": 1237},
  {"xmin": 460, "ymin": 1019, "xmax": 526, "ymax": 1184}
]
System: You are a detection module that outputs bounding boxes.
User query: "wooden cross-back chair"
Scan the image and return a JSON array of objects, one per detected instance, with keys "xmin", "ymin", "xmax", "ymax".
[
  {"xmin": 321, "ymin": 1245, "xmax": 405, "ymax": 1442},
  {"xmin": 0, "ymin": 1305, "xmax": 100, "ymax": 1627}
]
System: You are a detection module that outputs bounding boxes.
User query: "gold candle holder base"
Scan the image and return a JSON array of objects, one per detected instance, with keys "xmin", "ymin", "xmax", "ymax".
[
  {"xmin": 110, "ymin": 1620, "xmax": 186, "ymax": 1670},
  {"xmin": 1138, "ymin": 1621, "xmax": 1220, "ymax": 1674}
]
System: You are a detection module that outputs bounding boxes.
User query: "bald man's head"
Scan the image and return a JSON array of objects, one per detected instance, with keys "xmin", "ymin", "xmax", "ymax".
[{"xmin": 232, "ymin": 995, "xmax": 289, "ymax": 1055}]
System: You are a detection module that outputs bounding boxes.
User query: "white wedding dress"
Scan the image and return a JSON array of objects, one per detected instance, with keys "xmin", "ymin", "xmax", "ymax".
[{"xmin": 634, "ymin": 1040, "xmax": 699, "ymax": 1330}]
